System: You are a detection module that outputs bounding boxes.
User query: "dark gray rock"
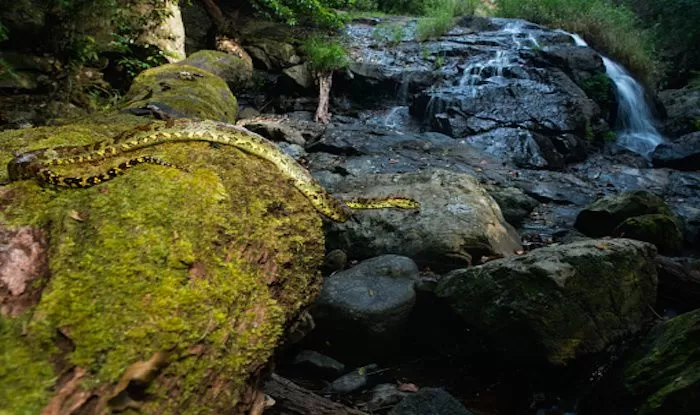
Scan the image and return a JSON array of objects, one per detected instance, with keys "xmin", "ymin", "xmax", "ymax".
[
  {"xmin": 574, "ymin": 191, "xmax": 677, "ymax": 237},
  {"xmin": 486, "ymin": 185, "xmax": 540, "ymax": 227},
  {"xmin": 365, "ymin": 383, "xmax": 410, "ymax": 412},
  {"xmin": 324, "ymin": 169, "xmax": 523, "ymax": 272},
  {"xmin": 622, "ymin": 309, "xmax": 700, "ymax": 415},
  {"xmin": 436, "ymin": 239, "xmax": 658, "ymax": 365},
  {"xmin": 311, "ymin": 255, "xmax": 419, "ymax": 357},
  {"xmin": 327, "ymin": 364, "xmax": 379, "ymax": 394},
  {"xmin": 658, "ymin": 86, "xmax": 700, "ymax": 137},
  {"xmin": 652, "ymin": 131, "xmax": 700, "ymax": 171},
  {"xmin": 655, "ymin": 256, "xmax": 700, "ymax": 310},
  {"xmin": 292, "ymin": 350, "xmax": 345, "ymax": 378},
  {"xmin": 388, "ymin": 388, "xmax": 473, "ymax": 415}
]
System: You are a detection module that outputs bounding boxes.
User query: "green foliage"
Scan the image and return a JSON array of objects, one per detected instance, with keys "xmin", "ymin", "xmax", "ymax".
[
  {"xmin": 496, "ymin": 0, "xmax": 660, "ymax": 86},
  {"xmin": 250, "ymin": 0, "xmax": 347, "ymax": 28},
  {"xmin": 416, "ymin": 0, "xmax": 478, "ymax": 41},
  {"xmin": 301, "ymin": 36, "xmax": 349, "ymax": 72},
  {"xmin": 579, "ymin": 72, "xmax": 613, "ymax": 108},
  {"xmin": 0, "ymin": 21, "xmax": 7, "ymax": 42},
  {"xmin": 624, "ymin": 0, "xmax": 700, "ymax": 87}
]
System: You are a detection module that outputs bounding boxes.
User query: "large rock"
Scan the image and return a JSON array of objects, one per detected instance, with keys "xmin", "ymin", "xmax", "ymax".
[
  {"xmin": 436, "ymin": 239, "xmax": 658, "ymax": 365},
  {"xmin": 0, "ymin": 100, "xmax": 323, "ymax": 412},
  {"xmin": 324, "ymin": 169, "xmax": 523, "ymax": 272},
  {"xmin": 178, "ymin": 50, "xmax": 253, "ymax": 93},
  {"xmin": 651, "ymin": 131, "xmax": 700, "ymax": 171},
  {"xmin": 122, "ymin": 63, "xmax": 238, "ymax": 122},
  {"xmin": 311, "ymin": 255, "xmax": 419, "ymax": 358},
  {"xmin": 623, "ymin": 309, "xmax": 700, "ymax": 415},
  {"xmin": 613, "ymin": 214, "xmax": 683, "ymax": 254},
  {"xmin": 574, "ymin": 190, "xmax": 677, "ymax": 237},
  {"xmin": 658, "ymin": 86, "xmax": 700, "ymax": 137},
  {"xmin": 388, "ymin": 388, "xmax": 474, "ymax": 415}
]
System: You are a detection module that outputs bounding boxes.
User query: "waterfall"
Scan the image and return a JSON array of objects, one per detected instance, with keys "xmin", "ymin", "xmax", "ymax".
[{"xmin": 566, "ymin": 32, "xmax": 663, "ymax": 156}]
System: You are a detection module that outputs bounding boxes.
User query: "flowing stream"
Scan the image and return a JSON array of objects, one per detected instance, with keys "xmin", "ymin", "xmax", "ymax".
[{"xmin": 566, "ymin": 32, "xmax": 664, "ymax": 156}]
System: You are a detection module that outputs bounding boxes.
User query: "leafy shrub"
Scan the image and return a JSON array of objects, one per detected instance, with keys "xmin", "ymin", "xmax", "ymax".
[
  {"xmin": 623, "ymin": 0, "xmax": 700, "ymax": 88},
  {"xmin": 251, "ymin": 0, "xmax": 346, "ymax": 27},
  {"xmin": 496, "ymin": 0, "xmax": 660, "ymax": 86},
  {"xmin": 301, "ymin": 36, "xmax": 349, "ymax": 72}
]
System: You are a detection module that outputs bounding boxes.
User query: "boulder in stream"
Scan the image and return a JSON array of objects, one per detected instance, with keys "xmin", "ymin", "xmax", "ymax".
[{"xmin": 436, "ymin": 239, "xmax": 658, "ymax": 365}]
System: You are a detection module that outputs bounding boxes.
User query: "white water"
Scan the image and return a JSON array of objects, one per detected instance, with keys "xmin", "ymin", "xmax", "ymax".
[{"xmin": 566, "ymin": 32, "xmax": 663, "ymax": 156}]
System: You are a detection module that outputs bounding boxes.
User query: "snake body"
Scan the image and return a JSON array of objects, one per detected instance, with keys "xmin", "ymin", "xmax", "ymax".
[{"xmin": 8, "ymin": 119, "xmax": 419, "ymax": 222}]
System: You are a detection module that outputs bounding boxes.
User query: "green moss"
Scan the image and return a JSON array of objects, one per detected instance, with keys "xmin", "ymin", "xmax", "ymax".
[
  {"xmin": 0, "ymin": 315, "xmax": 55, "ymax": 414},
  {"xmin": 624, "ymin": 309, "xmax": 700, "ymax": 415},
  {"xmin": 613, "ymin": 213, "xmax": 683, "ymax": 254},
  {"xmin": 0, "ymin": 122, "xmax": 324, "ymax": 412},
  {"xmin": 121, "ymin": 64, "xmax": 238, "ymax": 123}
]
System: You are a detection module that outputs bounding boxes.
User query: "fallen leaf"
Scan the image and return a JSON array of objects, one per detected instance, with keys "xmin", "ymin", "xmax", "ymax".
[{"xmin": 398, "ymin": 382, "xmax": 419, "ymax": 392}]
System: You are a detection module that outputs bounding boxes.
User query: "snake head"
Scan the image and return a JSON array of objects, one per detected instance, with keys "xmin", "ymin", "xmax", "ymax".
[{"xmin": 7, "ymin": 151, "xmax": 42, "ymax": 181}]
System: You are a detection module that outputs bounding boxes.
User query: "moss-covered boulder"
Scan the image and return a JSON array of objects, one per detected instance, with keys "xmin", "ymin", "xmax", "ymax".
[
  {"xmin": 613, "ymin": 213, "xmax": 684, "ymax": 254},
  {"xmin": 121, "ymin": 63, "xmax": 238, "ymax": 122},
  {"xmin": 623, "ymin": 309, "xmax": 700, "ymax": 415},
  {"xmin": 0, "ymin": 119, "xmax": 324, "ymax": 413},
  {"xmin": 436, "ymin": 239, "xmax": 658, "ymax": 365},
  {"xmin": 178, "ymin": 50, "xmax": 253, "ymax": 93},
  {"xmin": 574, "ymin": 190, "xmax": 678, "ymax": 237}
]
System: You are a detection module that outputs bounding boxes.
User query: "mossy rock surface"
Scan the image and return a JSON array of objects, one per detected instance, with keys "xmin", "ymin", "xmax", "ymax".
[
  {"xmin": 0, "ymin": 119, "xmax": 324, "ymax": 413},
  {"xmin": 436, "ymin": 238, "xmax": 657, "ymax": 365},
  {"xmin": 613, "ymin": 213, "xmax": 684, "ymax": 254},
  {"xmin": 574, "ymin": 190, "xmax": 677, "ymax": 237},
  {"xmin": 178, "ymin": 50, "xmax": 253, "ymax": 93},
  {"xmin": 623, "ymin": 309, "xmax": 700, "ymax": 415},
  {"xmin": 121, "ymin": 63, "xmax": 238, "ymax": 123}
]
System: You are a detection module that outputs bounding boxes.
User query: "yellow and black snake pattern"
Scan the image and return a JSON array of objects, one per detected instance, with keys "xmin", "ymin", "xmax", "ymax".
[{"xmin": 8, "ymin": 119, "xmax": 419, "ymax": 222}]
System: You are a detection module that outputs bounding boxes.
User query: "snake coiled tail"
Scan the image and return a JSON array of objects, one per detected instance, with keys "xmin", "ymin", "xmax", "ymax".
[
  {"xmin": 36, "ymin": 157, "xmax": 180, "ymax": 188},
  {"xmin": 8, "ymin": 120, "xmax": 420, "ymax": 222}
]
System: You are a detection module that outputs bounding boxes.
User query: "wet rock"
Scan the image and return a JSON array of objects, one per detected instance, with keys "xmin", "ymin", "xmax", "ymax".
[
  {"xmin": 436, "ymin": 239, "xmax": 658, "ymax": 365},
  {"xmin": 658, "ymin": 86, "xmax": 700, "ymax": 137},
  {"xmin": 613, "ymin": 214, "xmax": 683, "ymax": 254},
  {"xmin": 486, "ymin": 185, "xmax": 540, "ymax": 227},
  {"xmin": 651, "ymin": 131, "xmax": 700, "ymax": 171},
  {"xmin": 322, "ymin": 249, "xmax": 347, "ymax": 275},
  {"xmin": 623, "ymin": 309, "xmax": 700, "ymax": 415},
  {"xmin": 655, "ymin": 256, "xmax": 700, "ymax": 311},
  {"xmin": 365, "ymin": 383, "xmax": 410, "ymax": 412},
  {"xmin": 178, "ymin": 50, "xmax": 253, "ymax": 92},
  {"xmin": 464, "ymin": 128, "xmax": 566, "ymax": 170},
  {"xmin": 292, "ymin": 350, "xmax": 345, "ymax": 379},
  {"xmin": 574, "ymin": 191, "xmax": 676, "ymax": 237},
  {"xmin": 241, "ymin": 120, "xmax": 306, "ymax": 146},
  {"xmin": 328, "ymin": 363, "xmax": 379, "ymax": 394},
  {"xmin": 388, "ymin": 387, "xmax": 473, "ymax": 415},
  {"xmin": 325, "ymin": 169, "xmax": 523, "ymax": 272},
  {"xmin": 311, "ymin": 255, "xmax": 419, "ymax": 358}
]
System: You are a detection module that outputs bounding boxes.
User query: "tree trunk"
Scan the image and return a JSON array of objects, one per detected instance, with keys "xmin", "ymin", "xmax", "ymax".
[{"xmin": 314, "ymin": 71, "xmax": 333, "ymax": 124}]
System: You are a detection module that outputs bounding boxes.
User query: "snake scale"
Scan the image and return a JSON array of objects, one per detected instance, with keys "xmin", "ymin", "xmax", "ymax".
[{"xmin": 7, "ymin": 119, "xmax": 419, "ymax": 222}]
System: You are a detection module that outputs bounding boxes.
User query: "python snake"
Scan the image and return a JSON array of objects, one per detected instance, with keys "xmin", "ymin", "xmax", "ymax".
[{"xmin": 7, "ymin": 119, "xmax": 419, "ymax": 222}]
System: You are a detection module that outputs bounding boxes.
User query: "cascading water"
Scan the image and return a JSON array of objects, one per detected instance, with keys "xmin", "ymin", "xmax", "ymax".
[{"xmin": 566, "ymin": 32, "xmax": 663, "ymax": 156}]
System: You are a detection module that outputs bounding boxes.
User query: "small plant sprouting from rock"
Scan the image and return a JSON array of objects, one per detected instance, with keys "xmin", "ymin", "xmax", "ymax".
[
  {"xmin": 372, "ymin": 22, "xmax": 405, "ymax": 46},
  {"xmin": 301, "ymin": 35, "xmax": 349, "ymax": 123}
]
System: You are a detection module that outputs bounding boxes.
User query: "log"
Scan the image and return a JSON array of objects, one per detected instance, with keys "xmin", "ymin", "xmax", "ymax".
[{"xmin": 264, "ymin": 374, "xmax": 368, "ymax": 415}]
